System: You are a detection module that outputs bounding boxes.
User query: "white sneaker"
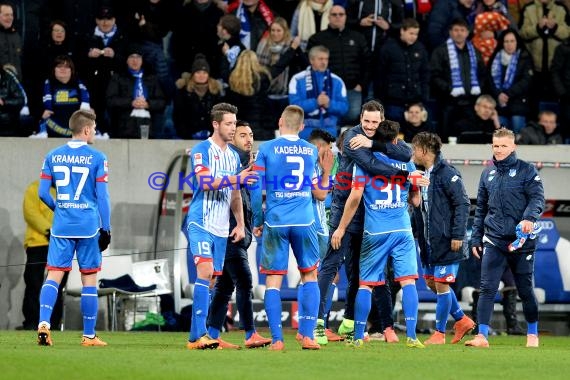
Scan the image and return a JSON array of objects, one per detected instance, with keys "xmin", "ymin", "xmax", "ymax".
[{"xmin": 29, "ymin": 131, "xmax": 48, "ymax": 138}]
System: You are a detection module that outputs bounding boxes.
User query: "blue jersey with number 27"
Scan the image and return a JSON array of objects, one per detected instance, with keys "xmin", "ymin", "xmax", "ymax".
[
  {"xmin": 253, "ymin": 135, "xmax": 319, "ymax": 227},
  {"xmin": 40, "ymin": 141, "xmax": 108, "ymax": 238},
  {"xmin": 354, "ymin": 152, "xmax": 416, "ymax": 235}
]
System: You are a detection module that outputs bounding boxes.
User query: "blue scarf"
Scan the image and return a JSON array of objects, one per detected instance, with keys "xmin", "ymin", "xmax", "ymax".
[
  {"xmin": 491, "ymin": 50, "xmax": 520, "ymax": 92},
  {"xmin": 129, "ymin": 68, "xmax": 146, "ymax": 100},
  {"xmin": 447, "ymin": 38, "xmax": 481, "ymax": 97},
  {"xmin": 94, "ymin": 24, "xmax": 117, "ymax": 47},
  {"xmin": 306, "ymin": 66, "xmax": 332, "ymax": 117},
  {"xmin": 236, "ymin": 3, "xmax": 251, "ymax": 49}
]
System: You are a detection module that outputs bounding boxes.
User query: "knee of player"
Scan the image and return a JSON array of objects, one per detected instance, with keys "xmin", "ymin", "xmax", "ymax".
[{"xmin": 425, "ymin": 278, "xmax": 436, "ymax": 293}]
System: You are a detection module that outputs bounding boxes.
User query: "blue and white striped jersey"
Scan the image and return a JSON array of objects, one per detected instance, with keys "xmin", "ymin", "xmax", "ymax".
[{"xmin": 184, "ymin": 138, "xmax": 241, "ymax": 237}]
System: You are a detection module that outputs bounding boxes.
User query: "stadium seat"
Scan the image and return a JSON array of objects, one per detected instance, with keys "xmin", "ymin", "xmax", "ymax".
[{"xmin": 63, "ymin": 249, "xmax": 161, "ymax": 331}]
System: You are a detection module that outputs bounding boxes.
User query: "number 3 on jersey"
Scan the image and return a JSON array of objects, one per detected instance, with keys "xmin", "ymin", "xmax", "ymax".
[
  {"xmin": 53, "ymin": 165, "xmax": 90, "ymax": 201},
  {"xmin": 286, "ymin": 156, "xmax": 304, "ymax": 190}
]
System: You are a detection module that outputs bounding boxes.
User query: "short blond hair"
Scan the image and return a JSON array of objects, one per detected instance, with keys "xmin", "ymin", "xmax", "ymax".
[
  {"xmin": 493, "ymin": 127, "xmax": 515, "ymax": 140},
  {"xmin": 281, "ymin": 105, "xmax": 304, "ymax": 131},
  {"xmin": 69, "ymin": 110, "xmax": 96, "ymax": 136}
]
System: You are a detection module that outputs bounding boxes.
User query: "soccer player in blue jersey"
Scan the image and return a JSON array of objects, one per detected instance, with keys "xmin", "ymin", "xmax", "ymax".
[
  {"xmin": 182, "ymin": 103, "xmax": 258, "ymax": 350},
  {"xmin": 37, "ymin": 110, "xmax": 111, "ymax": 347},
  {"xmin": 411, "ymin": 132, "xmax": 475, "ymax": 345},
  {"xmin": 251, "ymin": 105, "xmax": 331, "ymax": 351},
  {"xmin": 318, "ymin": 100, "xmax": 419, "ymax": 345},
  {"xmin": 331, "ymin": 120, "xmax": 426, "ymax": 348}
]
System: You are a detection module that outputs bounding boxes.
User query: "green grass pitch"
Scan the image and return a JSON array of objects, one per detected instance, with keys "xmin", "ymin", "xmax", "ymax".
[{"xmin": 2, "ymin": 330, "xmax": 570, "ymax": 379}]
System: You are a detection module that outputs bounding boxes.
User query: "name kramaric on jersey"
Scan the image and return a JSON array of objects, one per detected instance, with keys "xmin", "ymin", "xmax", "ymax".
[
  {"xmin": 51, "ymin": 154, "xmax": 94, "ymax": 165},
  {"xmin": 273, "ymin": 145, "xmax": 314, "ymax": 155}
]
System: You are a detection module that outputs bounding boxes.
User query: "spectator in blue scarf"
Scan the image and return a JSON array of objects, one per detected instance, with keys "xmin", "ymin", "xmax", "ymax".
[
  {"xmin": 106, "ymin": 46, "xmax": 166, "ymax": 138},
  {"xmin": 488, "ymin": 29, "xmax": 533, "ymax": 134}
]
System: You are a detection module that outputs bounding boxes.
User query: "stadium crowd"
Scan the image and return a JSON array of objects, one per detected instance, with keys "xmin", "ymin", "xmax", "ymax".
[{"xmin": 1, "ymin": 0, "xmax": 569, "ymax": 143}]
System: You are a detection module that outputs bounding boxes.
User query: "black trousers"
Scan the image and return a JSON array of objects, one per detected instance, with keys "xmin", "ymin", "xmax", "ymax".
[
  {"xmin": 208, "ymin": 254, "xmax": 255, "ymax": 333},
  {"xmin": 22, "ymin": 246, "xmax": 68, "ymax": 329}
]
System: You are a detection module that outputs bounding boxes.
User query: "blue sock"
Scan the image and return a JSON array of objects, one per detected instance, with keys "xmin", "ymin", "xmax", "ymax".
[
  {"xmin": 191, "ymin": 278, "xmax": 210, "ymax": 340},
  {"xmin": 245, "ymin": 329, "xmax": 254, "ymax": 340},
  {"xmin": 324, "ymin": 283, "xmax": 336, "ymax": 327},
  {"xmin": 479, "ymin": 324, "xmax": 490, "ymax": 337},
  {"xmin": 81, "ymin": 286, "xmax": 98, "ymax": 337},
  {"xmin": 300, "ymin": 281, "xmax": 319, "ymax": 338},
  {"xmin": 39, "ymin": 280, "xmax": 59, "ymax": 326},
  {"xmin": 402, "ymin": 284, "xmax": 419, "ymax": 340},
  {"xmin": 297, "ymin": 283, "xmax": 304, "ymax": 330},
  {"xmin": 208, "ymin": 326, "xmax": 220, "ymax": 339},
  {"xmin": 265, "ymin": 288, "xmax": 283, "ymax": 343},
  {"xmin": 435, "ymin": 292, "xmax": 451, "ymax": 333},
  {"xmin": 354, "ymin": 288, "xmax": 372, "ymax": 340},
  {"xmin": 527, "ymin": 321, "xmax": 538, "ymax": 335},
  {"xmin": 449, "ymin": 290, "xmax": 465, "ymax": 321},
  {"xmin": 190, "ymin": 312, "xmax": 198, "ymax": 342}
]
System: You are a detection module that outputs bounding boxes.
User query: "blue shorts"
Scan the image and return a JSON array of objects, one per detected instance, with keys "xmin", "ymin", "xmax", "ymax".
[
  {"xmin": 186, "ymin": 222, "xmax": 228, "ymax": 276},
  {"xmin": 47, "ymin": 235, "xmax": 102, "ymax": 273},
  {"xmin": 360, "ymin": 231, "xmax": 418, "ymax": 286},
  {"xmin": 423, "ymin": 263, "xmax": 460, "ymax": 283},
  {"xmin": 260, "ymin": 222, "xmax": 319, "ymax": 274}
]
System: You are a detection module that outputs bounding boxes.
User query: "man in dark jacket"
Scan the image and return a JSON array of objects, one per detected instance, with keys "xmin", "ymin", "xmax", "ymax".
[
  {"xmin": 0, "ymin": 2, "xmax": 22, "ymax": 77},
  {"xmin": 517, "ymin": 110, "xmax": 564, "ymax": 145},
  {"xmin": 411, "ymin": 132, "xmax": 474, "ymax": 345},
  {"xmin": 0, "ymin": 65, "xmax": 24, "ymax": 136},
  {"xmin": 83, "ymin": 6, "xmax": 129, "ymax": 136},
  {"xmin": 430, "ymin": 18, "xmax": 487, "ymax": 142},
  {"xmin": 206, "ymin": 121, "xmax": 272, "ymax": 350},
  {"xmin": 307, "ymin": 4, "xmax": 371, "ymax": 124},
  {"xmin": 466, "ymin": 128, "xmax": 545, "ymax": 348},
  {"xmin": 376, "ymin": 18, "xmax": 430, "ymax": 124},
  {"xmin": 106, "ymin": 47, "xmax": 166, "ymax": 138}
]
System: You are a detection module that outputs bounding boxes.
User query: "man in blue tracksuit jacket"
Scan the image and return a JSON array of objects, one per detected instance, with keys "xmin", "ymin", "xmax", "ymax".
[
  {"xmin": 412, "ymin": 132, "xmax": 475, "ymax": 345},
  {"xmin": 288, "ymin": 45, "xmax": 349, "ymax": 140},
  {"xmin": 466, "ymin": 128, "xmax": 545, "ymax": 348}
]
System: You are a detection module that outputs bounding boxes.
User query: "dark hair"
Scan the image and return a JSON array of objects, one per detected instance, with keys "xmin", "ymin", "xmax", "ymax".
[
  {"xmin": 411, "ymin": 132, "xmax": 442, "ymax": 155},
  {"xmin": 211, "ymin": 103, "xmax": 238, "ymax": 123},
  {"xmin": 488, "ymin": 28, "xmax": 527, "ymax": 65},
  {"xmin": 309, "ymin": 129, "xmax": 335, "ymax": 144},
  {"xmin": 360, "ymin": 99, "xmax": 384, "ymax": 118},
  {"xmin": 219, "ymin": 14, "xmax": 241, "ymax": 37},
  {"xmin": 449, "ymin": 18, "xmax": 469, "ymax": 30},
  {"xmin": 52, "ymin": 55, "xmax": 78, "ymax": 84},
  {"xmin": 402, "ymin": 18, "xmax": 420, "ymax": 30},
  {"xmin": 236, "ymin": 120, "xmax": 250, "ymax": 128},
  {"xmin": 50, "ymin": 20, "xmax": 67, "ymax": 33},
  {"xmin": 374, "ymin": 120, "xmax": 399, "ymax": 142},
  {"xmin": 538, "ymin": 110, "xmax": 557, "ymax": 120}
]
